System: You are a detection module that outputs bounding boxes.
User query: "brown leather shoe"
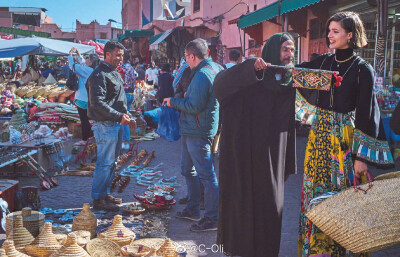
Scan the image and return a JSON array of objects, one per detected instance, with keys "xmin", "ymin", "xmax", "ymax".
[
  {"xmin": 105, "ymin": 194, "xmax": 122, "ymax": 204},
  {"xmin": 93, "ymin": 198, "xmax": 119, "ymax": 212}
]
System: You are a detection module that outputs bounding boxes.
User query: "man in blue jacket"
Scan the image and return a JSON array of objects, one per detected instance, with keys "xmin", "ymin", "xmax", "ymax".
[{"xmin": 163, "ymin": 38, "xmax": 220, "ymax": 232}]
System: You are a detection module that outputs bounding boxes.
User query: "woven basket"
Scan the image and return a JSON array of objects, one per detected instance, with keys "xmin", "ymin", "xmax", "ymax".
[
  {"xmin": 25, "ymin": 222, "xmax": 61, "ymax": 257},
  {"xmin": 8, "ymin": 216, "xmax": 34, "ymax": 253},
  {"xmin": 50, "ymin": 233, "xmax": 90, "ymax": 257},
  {"xmin": 0, "ymin": 248, "xmax": 6, "ymax": 256},
  {"xmin": 3, "ymin": 240, "xmax": 29, "ymax": 257},
  {"xmin": 72, "ymin": 203, "xmax": 97, "ymax": 239},
  {"xmin": 156, "ymin": 238, "xmax": 178, "ymax": 257},
  {"xmin": 6, "ymin": 208, "xmax": 45, "ymax": 238},
  {"xmin": 97, "ymin": 215, "xmax": 136, "ymax": 247},
  {"xmin": 375, "ymin": 171, "xmax": 400, "ymax": 181},
  {"xmin": 306, "ymin": 177, "xmax": 400, "ymax": 253},
  {"xmin": 120, "ymin": 244, "xmax": 152, "ymax": 256},
  {"xmin": 68, "ymin": 230, "xmax": 90, "ymax": 247},
  {"xmin": 85, "ymin": 238, "xmax": 120, "ymax": 257}
]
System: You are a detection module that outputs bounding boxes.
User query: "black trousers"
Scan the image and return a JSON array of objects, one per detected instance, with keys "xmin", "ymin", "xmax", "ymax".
[{"xmin": 77, "ymin": 106, "xmax": 92, "ymax": 141}]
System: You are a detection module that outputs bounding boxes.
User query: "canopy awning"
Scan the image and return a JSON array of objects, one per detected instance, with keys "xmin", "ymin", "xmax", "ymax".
[
  {"xmin": 0, "ymin": 26, "xmax": 51, "ymax": 38},
  {"xmin": 281, "ymin": 0, "xmax": 324, "ymax": 13},
  {"xmin": 238, "ymin": 2, "xmax": 280, "ymax": 29},
  {"xmin": 149, "ymin": 28, "xmax": 175, "ymax": 50},
  {"xmin": 0, "ymin": 37, "xmax": 96, "ymax": 58},
  {"xmin": 119, "ymin": 29, "xmax": 154, "ymax": 41},
  {"xmin": 238, "ymin": 0, "xmax": 324, "ymax": 29},
  {"xmin": 149, "ymin": 33, "xmax": 164, "ymax": 44}
]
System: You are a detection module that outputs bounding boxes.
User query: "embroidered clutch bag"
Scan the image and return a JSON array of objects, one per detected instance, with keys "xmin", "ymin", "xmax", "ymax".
[{"xmin": 292, "ymin": 68, "xmax": 332, "ymax": 91}]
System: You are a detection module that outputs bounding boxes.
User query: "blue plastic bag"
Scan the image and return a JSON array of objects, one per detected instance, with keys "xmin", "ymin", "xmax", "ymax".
[{"xmin": 157, "ymin": 106, "xmax": 181, "ymax": 142}]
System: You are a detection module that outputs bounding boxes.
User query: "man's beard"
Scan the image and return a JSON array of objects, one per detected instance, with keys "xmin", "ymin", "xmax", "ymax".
[{"xmin": 276, "ymin": 58, "xmax": 294, "ymax": 82}]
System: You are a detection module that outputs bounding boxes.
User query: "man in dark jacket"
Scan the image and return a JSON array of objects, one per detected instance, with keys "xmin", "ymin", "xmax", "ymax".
[
  {"xmin": 163, "ymin": 38, "xmax": 221, "ymax": 232},
  {"xmin": 86, "ymin": 41, "xmax": 136, "ymax": 211}
]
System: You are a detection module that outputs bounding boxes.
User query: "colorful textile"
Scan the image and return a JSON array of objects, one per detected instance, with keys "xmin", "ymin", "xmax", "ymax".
[
  {"xmin": 295, "ymin": 89, "xmax": 317, "ymax": 125},
  {"xmin": 298, "ymin": 108, "xmax": 369, "ymax": 257},
  {"xmin": 117, "ymin": 63, "xmax": 137, "ymax": 91},
  {"xmin": 352, "ymin": 129, "xmax": 393, "ymax": 165},
  {"xmin": 292, "ymin": 69, "xmax": 331, "ymax": 91},
  {"xmin": 173, "ymin": 61, "xmax": 189, "ymax": 88}
]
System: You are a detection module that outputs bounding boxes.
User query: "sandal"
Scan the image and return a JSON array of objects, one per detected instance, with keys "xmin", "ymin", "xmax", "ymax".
[{"xmin": 74, "ymin": 140, "xmax": 87, "ymax": 146}]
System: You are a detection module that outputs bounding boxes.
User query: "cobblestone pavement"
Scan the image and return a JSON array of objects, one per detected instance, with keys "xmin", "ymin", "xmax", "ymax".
[{"xmin": 12, "ymin": 135, "xmax": 400, "ymax": 256}]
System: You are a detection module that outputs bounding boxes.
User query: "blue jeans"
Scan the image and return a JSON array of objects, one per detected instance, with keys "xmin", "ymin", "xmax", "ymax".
[
  {"xmin": 122, "ymin": 93, "xmax": 134, "ymax": 141},
  {"xmin": 91, "ymin": 121, "xmax": 122, "ymax": 200},
  {"xmin": 181, "ymin": 135, "xmax": 219, "ymax": 223}
]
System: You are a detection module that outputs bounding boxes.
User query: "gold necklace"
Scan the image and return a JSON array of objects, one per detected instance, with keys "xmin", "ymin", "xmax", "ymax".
[{"xmin": 334, "ymin": 54, "xmax": 354, "ymax": 63}]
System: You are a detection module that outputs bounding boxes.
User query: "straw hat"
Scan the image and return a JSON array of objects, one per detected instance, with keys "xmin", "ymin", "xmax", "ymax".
[
  {"xmin": 86, "ymin": 238, "xmax": 120, "ymax": 257},
  {"xmin": 2, "ymin": 240, "xmax": 29, "ymax": 257},
  {"xmin": 156, "ymin": 238, "xmax": 178, "ymax": 257},
  {"xmin": 8, "ymin": 216, "xmax": 34, "ymax": 253},
  {"xmin": 49, "ymin": 234, "xmax": 90, "ymax": 257},
  {"xmin": 25, "ymin": 222, "xmax": 61, "ymax": 257},
  {"xmin": 98, "ymin": 215, "xmax": 136, "ymax": 247}
]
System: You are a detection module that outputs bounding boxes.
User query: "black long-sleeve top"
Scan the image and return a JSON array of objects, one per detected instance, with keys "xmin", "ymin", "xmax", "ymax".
[{"xmin": 297, "ymin": 48, "xmax": 393, "ymax": 167}]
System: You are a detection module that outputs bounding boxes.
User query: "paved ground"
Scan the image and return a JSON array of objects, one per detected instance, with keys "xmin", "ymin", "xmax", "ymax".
[{"xmin": 9, "ymin": 135, "xmax": 400, "ymax": 256}]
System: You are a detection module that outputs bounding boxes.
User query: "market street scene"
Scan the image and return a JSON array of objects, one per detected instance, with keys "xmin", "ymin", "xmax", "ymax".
[{"xmin": 0, "ymin": 0, "xmax": 400, "ymax": 256}]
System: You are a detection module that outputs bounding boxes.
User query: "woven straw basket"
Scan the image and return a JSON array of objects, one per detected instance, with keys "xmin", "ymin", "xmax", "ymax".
[
  {"xmin": 85, "ymin": 238, "xmax": 120, "ymax": 257},
  {"xmin": 50, "ymin": 233, "xmax": 90, "ymax": 257},
  {"xmin": 156, "ymin": 238, "xmax": 178, "ymax": 257},
  {"xmin": 120, "ymin": 244, "xmax": 152, "ymax": 256},
  {"xmin": 0, "ymin": 248, "xmax": 6, "ymax": 256},
  {"xmin": 8, "ymin": 216, "xmax": 34, "ymax": 253},
  {"xmin": 72, "ymin": 204, "xmax": 97, "ymax": 239},
  {"xmin": 6, "ymin": 208, "xmax": 45, "ymax": 238},
  {"xmin": 375, "ymin": 171, "xmax": 400, "ymax": 181},
  {"xmin": 68, "ymin": 230, "xmax": 90, "ymax": 247},
  {"xmin": 25, "ymin": 222, "xmax": 61, "ymax": 257},
  {"xmin": 3, "ymin": 240, "xmax": 29, "ymax": 257},
  {"xmin": 306, "ymin": 176, "xmax": 400, "ymax": 253},
  {"xmin": 97, "ymin": 215, "xmax": 136, "ymax": 246}
]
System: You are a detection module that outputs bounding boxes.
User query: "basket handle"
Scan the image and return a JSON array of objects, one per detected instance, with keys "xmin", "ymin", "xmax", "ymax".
[{"xmin": 353, "ymin": 172, "xmax": 374, "ymax": 194}]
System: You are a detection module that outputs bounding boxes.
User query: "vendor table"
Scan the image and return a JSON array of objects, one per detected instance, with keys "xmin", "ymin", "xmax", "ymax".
[{"xmin": 0, "ymin": 136, "xmax": 72, "ymax": 172}]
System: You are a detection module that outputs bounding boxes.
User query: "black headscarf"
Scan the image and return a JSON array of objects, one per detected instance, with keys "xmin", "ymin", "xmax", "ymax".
[{"xmin": 261, "ymin": 32, "xmax": 294, "ymax": 90}]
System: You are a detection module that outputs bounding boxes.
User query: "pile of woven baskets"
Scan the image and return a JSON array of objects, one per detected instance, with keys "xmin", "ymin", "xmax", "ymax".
[
  {"xmin": 2, "ymin": 205, "xmax": 180, "ymax": 257},
  {"xmin": 15, "ymin": 85, "xmax": 73, "ymax": 102}
]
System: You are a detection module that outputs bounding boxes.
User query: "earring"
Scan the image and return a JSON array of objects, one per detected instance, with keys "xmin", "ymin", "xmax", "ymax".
[{"xmin": 347, "ymin": 39, "xmax": 350, "ymax": 44}]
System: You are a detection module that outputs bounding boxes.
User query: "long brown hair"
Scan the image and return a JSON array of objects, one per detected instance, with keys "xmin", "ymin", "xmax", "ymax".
[{"xmin": 325, "ymin": 11, "xmax": 367, "ymax": 49}]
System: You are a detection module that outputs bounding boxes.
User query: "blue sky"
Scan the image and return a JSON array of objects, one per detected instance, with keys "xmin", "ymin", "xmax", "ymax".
[{"xmin": 2, "ymin": 0, "xmax": 123, "ymax": 31}]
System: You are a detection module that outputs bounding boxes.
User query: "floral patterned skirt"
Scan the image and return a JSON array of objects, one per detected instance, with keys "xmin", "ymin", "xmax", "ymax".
[{"xmin": 298, "ymin": 108, "xmax": 369, "ymax": 257}]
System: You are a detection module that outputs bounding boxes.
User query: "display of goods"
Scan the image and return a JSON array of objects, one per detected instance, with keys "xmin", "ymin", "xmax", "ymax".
[
  {"xmin": 8, "ymin": 216, "xmax": 34, "ymax": 253},
  {"xmin": 50, "ymin": 233, "xmax": 90, "ymax": 257},
  {"xmin": 42, "ymin": 86, "xmax": 58, "ymax": 97},
  {"xmin": 130, "ymin": 150, "xmax": 148, "ymax": 166},
  {"xmin": 121, "ymin": 202, "xmax": 145, "ymax": 215},
  {"xmin": 120, "ymin": 244, "xmax": 152, "ymax": 256},
  {"xmin": 9, "ymin": 110, "xmax": 27, "ymax": 131},
  {"xmin": 85, "ymin": 238, "xmax": 120, "ymax": 257},
  {"xmin": 142, "ymin": 151, "xmax": 155, "ymax": 166},
  {"xmin": 97, "ymin": 215, "xmax": 136, "ymax": 247},
  {"xmin": 25, "ymin": 222, "xmax": 61, "ymax": 257},
  {"xmin": 6, "ymin": 207, "xmax": 45, "ymax": 238},
  {"xmin": 48, "ymin": 88, "xmax": 67, "ymax": 98},
  {"xmin": 3, "ymin": 240, "xmax": 30, "ymax": 257},
  {"xmin": 71, "ymin": 203, "xmax": 97, "ymax": 239},
  {"xmin": 156, "ymin": 238, "xmax": 178, "ymax": 257}
]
